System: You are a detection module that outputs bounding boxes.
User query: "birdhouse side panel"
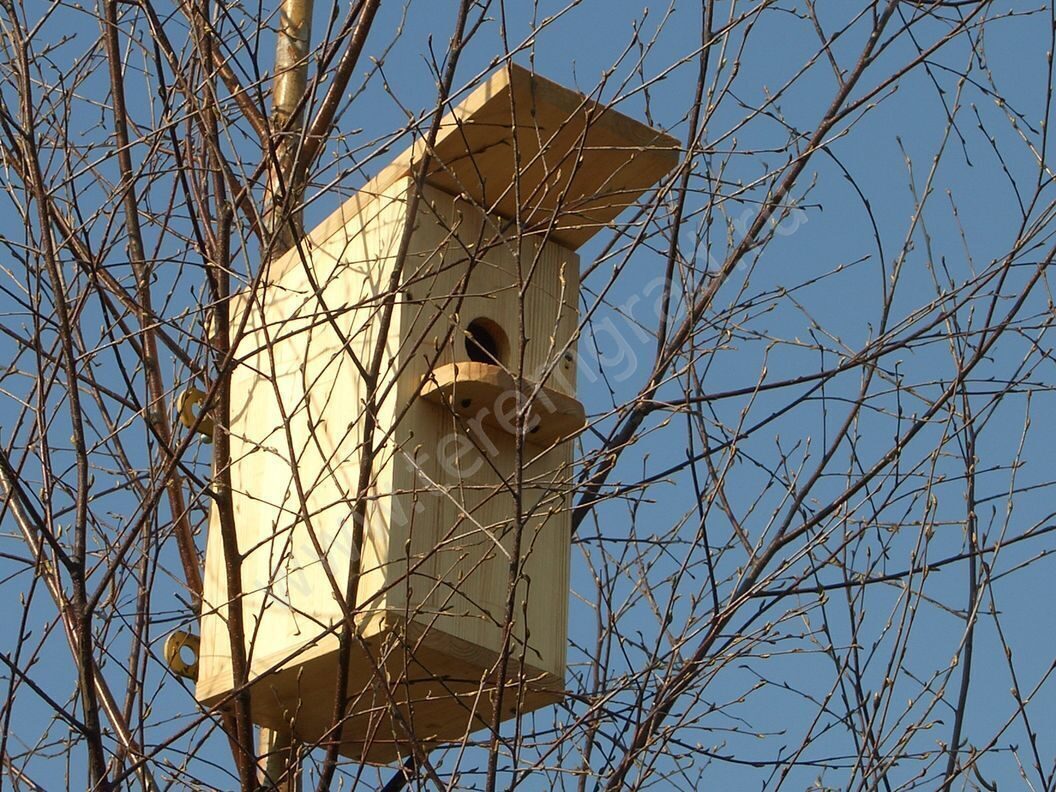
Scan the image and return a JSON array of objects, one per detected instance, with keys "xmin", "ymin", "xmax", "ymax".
[{"xmin": 197, "ymin": 181, "xmax": 411, "ymax": 701}]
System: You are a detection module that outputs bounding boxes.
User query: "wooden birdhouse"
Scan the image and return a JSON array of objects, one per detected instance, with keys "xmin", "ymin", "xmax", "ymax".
[{"xmin": 195, "ymin": 63, "xmax": 678, "ymax": 762}]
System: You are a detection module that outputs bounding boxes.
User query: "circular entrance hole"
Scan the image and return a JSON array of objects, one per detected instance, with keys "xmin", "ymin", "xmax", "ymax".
[
  {"xmin": 180, "ymin": 643, "xmax": 198, "ymax": 668},
  {"xmin": 465, "ymin": 318, "xmax": 508, "ymax": 366}
]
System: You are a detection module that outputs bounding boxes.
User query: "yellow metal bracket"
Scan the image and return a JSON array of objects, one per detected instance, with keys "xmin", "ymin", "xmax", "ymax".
[
  {"xmin": 177, "ymin": 387, "xmax": 214, "ymax": 442},
  {"xmin": 164, "ymin": 630, "xmax": 200, "ymax": 680}
]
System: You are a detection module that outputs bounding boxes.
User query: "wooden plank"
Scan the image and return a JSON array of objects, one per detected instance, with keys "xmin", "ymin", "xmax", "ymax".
[
  {"xmin": 387, "ymin": 187, "xmax": 577, "ymax": 683},
  {"xmin": 196, "ymin": 178, "xmax": 412, "ymax": 706},
  {"xmin": 413, "ymin": 63, "xmax": 680, "ymax": 248},
  {"xmin": 420, "ymin": 361, "xmax": 585, "ymax": 447},
  {"xmin": 202, "ymin": 615, "xmax": 563, "ymax": 764},
  {"xmin": 265, "ymin": 62, "xmax": 678, "ymax": 291}
]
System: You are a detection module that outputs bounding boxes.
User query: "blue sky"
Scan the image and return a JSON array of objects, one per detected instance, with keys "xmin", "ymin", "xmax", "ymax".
[{"xmin": 3, "ymin": 1, "xmax": 1056, "ymax": 789}]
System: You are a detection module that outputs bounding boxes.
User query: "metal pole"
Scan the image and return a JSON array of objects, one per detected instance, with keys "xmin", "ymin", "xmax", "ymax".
[
  {"xmin": 259, "ymin": 1, "xmax": 313, "ymax": 788},
  {"xmin": 265, "ymin": 0, "xmax": 313, "ymax": 256},
  {"xmin": 260, "ymin": 725, "xmax": 299, "ymax": 791}
]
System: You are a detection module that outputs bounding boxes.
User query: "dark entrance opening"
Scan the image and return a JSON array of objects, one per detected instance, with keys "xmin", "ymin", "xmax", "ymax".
[{"xmin": 465, "ymin": 318, "xmax": 508, "ymax": 365}]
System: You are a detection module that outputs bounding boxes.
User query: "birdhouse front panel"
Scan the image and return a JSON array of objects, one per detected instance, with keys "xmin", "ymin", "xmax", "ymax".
[{"xmin": 383, "ymin": 184, "xmax": 581, "ymax": 680}]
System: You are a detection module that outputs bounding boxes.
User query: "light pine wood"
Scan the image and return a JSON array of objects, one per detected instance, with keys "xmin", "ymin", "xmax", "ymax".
[
  {"xmin": 262, "ymin": 61, "xmax": 681, "ymax": 290},
  {"xmin": 420, "ymin": 361, "xmax": 586, "ymax": 447},
  {"xmin": 196, "ymin": 64, "xmax": 676, "ymax": 764},
  {"xmin": 198, "ymin": 179, "xmax": 577, "ymax": 762}
]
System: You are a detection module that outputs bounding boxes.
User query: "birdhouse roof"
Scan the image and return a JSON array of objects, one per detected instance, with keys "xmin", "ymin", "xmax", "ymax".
[{"xmin": 309, "ymin": 63, "xmax": 680, "ymax": 252}]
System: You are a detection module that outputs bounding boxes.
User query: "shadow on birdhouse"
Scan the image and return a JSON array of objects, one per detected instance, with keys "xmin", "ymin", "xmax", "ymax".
[{"xmin": 195, "ymin": 63, "xmax": 678, "ymax": 763}]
